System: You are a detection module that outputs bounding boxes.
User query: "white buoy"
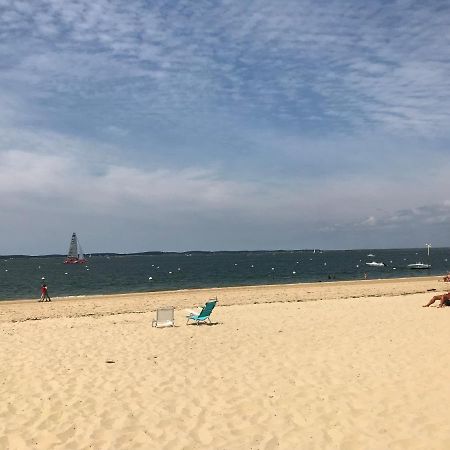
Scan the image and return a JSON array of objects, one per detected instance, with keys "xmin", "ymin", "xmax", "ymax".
[
  {"xmin": 148, "ymin": 276, "xmax": 153, "ymax": 280},
  {"xmin": 292, "ymin": 271, "xmax": 296, "ymax": 274},
  {"xmin": 356, "ymin": 264, "xmax": 359, "ymax": 268},
  {"xmin": 169, "ymin": 271, "xmax": 172, "ymax": 274},
  {"xmin": 152, "ymin": 264, "xmax": 154, "ymax": 267},
  {"xmin": 234, "ymin": 263, "xmax": 238, "ymax": 266},
  {"xmin": 324, "ymin": 262, "xmax": 327, "ymax": 266},
  {"xmin": 41, "ymin": 277, "xmax": 45, "ymax": 280},
  {"xmin": 393, "ymin": 267, "xmax": 397, "ymax": 270},
  {"xmin": 177, "ymin": 268, "xmax": 181, "ymax": 271},
  {"xmin": 271, "ymin": 267, "xmax": 275, "ymax": 270},
  {"xmin": 65, "ymin": 272, "xmax": 68, "ymax": 275},
  {"xmin": 5, "ymin": 269, "xmax": 8, "ymax": 272}
]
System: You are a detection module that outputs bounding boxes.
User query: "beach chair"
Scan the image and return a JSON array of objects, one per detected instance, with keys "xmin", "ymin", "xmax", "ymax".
[
  {"xmin": 186, "ymin": 298, "xmax": 217, "ymax": 325},
  {"xmin": 152, "ymin": 306, "xmax": 175, "ymax": 328}
]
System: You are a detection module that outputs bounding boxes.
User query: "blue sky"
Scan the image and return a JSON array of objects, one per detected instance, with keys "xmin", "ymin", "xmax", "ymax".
[{"xmin": 1, "ymin": 0, "xmax": 450, "ymax": 253}]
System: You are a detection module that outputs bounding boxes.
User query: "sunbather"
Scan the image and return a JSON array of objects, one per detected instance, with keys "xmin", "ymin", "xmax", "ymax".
[{"xmin": 423, "ymin": 292, "xmax": 450, "ymax": 308}]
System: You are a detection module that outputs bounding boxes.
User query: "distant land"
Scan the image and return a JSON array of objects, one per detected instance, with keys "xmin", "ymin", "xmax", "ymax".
[
  {"xmin": 0, "ymin": 250, "xmax": 314, "ymax": 258},
  {"xmin": 0, "ymin": 247, "xmax": 446, "ymax": 259}
]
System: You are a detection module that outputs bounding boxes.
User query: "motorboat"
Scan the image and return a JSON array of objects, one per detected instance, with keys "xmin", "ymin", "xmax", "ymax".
[
  {"xmin": 365, "ymin": 261, "xmax": 385, "ymax": 267},
  {"xmin": 407, "ymin": 262, "xmax": 431, "ymax": 269}
]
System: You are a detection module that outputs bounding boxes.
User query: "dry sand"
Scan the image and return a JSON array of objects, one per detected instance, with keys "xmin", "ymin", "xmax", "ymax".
[{"xmin": 1, "ymin": 277, "xmax": 450, "ymax": 449}]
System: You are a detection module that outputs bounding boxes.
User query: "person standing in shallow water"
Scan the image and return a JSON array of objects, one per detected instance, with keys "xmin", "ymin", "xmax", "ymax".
[{"xmin": 39, "ymin": 283, "xmax": 51, "ymax": 302}]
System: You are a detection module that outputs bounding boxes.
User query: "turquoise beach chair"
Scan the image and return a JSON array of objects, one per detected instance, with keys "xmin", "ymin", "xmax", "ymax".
[{"xmin": 186, "ymin": 299, "xmax": 217, "ymax": 325}]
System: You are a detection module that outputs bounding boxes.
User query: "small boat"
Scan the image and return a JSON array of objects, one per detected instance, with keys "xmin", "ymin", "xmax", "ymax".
[
  {"xmin": 64, "ymin": 233, "xmax": 87, "ymax": 264},
  {"xmin": 407, "ymin": 262, "xmax": 431, "ymax": 269},
  {"xmin": 367, "ymin": 253, "xmax": 375, "ymax": 257},
  {"xmin": 365, "ymin": 261, "xmax": 385, "ymax": 267}
]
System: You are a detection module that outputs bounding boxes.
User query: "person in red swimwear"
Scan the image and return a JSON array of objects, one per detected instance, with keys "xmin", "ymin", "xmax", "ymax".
[{"xmin": 39, "ymin": 283, "xmax": 51, "ymax": 302}]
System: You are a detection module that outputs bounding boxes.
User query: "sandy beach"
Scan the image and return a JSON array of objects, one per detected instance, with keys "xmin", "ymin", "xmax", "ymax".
[{"xmin": 1, "ymin": 276, "xmax": 450, "ymax": 449}]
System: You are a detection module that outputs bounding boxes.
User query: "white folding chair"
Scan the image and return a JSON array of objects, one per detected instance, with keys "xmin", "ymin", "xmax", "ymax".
[{"xmin": 152, "ymin": 306, "xmax": 175, "ymax": 328}]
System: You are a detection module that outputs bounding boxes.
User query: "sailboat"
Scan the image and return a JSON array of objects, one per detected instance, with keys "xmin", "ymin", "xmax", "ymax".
[{"xmin": 64, "ymin": 233, "xmax": 87, "ymax": 264}]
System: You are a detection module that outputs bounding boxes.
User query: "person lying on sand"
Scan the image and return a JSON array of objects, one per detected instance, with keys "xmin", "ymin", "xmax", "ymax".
[
  {"xmin": 443, "ymin": 274, "xmax": 450, "ymax": 282},
  {"xmin": 423, "ymin": 292, "xmax": 450, "ymax": 308}
]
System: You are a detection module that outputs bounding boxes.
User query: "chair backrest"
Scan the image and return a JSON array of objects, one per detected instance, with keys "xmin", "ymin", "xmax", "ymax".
[
  {"xmin": 157, "ymin": 307, "xmax": 174, "ymax": 322},
  {"xmin": 198, "ymin": 300, "xmax": 217, "ymax": 319}
]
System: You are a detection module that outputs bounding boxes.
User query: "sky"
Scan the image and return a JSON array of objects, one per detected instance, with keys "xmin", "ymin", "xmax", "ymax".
[{"xmin": 1, "ymin": 0, "xmax": 450, "ymax": 254}]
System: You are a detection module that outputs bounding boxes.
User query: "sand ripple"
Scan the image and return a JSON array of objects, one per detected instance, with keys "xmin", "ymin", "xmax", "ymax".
[{"xmin": 2, "ymin": 287, "xmax": 450, "ymax": 448}]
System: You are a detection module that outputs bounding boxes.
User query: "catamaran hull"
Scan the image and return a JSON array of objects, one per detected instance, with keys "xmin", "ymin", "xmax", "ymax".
[{"xmin": 64, "ymin": 258, "xmax": 87, "ymax": 264}]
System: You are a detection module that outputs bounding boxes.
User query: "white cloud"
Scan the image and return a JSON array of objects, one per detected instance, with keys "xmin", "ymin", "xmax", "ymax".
[{"xmin": 1, "ymin": 1, "xmax": 450, "ymax": 252}]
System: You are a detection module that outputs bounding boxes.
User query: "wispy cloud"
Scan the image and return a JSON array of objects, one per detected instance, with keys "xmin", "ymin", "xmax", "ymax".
[
  {"xmin": 348, "ymin": 203, "xmax": 450, "ymax": 229},
  {"xmin": 2, "ymin": 0, "xmax": 450, "ymax": 133},
  {"xmin": 1, "ymin": 1, "xmax": 450, "ymax": 251},
  {"xmin": 321, "ymin": 201, "xmax": 450, "ymax": 249}
]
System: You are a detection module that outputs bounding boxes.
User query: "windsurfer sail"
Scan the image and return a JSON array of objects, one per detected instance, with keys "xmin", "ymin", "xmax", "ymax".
[{"xmin": 64, "ymin": 233, "xmax": 87, "ymax": 264}]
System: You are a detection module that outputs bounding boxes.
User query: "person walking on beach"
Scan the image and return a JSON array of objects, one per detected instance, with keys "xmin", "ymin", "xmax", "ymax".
[{"xmin": 39, "ymin": 283, "xmax": 51, "ymax": 302}]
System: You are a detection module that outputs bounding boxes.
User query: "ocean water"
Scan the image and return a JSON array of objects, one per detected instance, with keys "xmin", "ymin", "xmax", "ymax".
[{"xmin": 0, "ymin": 248, "xmax": 449, "ymax": 301}]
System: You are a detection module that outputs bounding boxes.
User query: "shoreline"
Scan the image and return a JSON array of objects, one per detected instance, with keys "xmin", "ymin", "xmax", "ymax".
[
  {"xmin": 0, "ymin": 275, "xmax": 446, "ymax": 323},
  {"xmin": 0, "ymin": 273, "xmax": 442, "ymax": 304}
]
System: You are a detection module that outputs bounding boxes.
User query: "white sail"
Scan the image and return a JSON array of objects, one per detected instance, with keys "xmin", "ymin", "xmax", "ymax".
[
  {"xmin": 67, "ymin": 233, "xmax": 78, "ymax": 258},
  {"xmin": 78, "ymin": 243, "xmax": 84, "ymax": 260},
  {"xmin": 65, "ymin": 233, "xmax": 87, "ymax": 263}
]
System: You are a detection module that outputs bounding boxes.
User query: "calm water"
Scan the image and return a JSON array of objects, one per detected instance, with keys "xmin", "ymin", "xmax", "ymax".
[{"xmin": 0, "ymin": 248, "xmax": 449, "ymax": 301}]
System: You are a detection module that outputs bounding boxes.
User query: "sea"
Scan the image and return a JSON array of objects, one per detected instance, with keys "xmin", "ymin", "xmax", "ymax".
[{"xmin": 0, "ymin": 248, "xmax": 449, "ymax": 301}]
